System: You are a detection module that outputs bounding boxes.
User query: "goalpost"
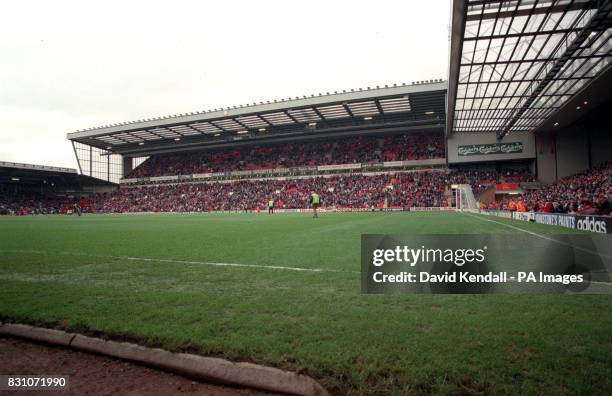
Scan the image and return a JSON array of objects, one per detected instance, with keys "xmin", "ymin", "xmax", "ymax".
[{"xmin": 451, "ymin": 184, "xmax": 478, "ymax": 211}]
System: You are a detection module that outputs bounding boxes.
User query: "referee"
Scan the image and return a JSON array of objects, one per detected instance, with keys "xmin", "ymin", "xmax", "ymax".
[{"xmin": 310, "ymin": 191, "xmax": 320, "ymax": 218}]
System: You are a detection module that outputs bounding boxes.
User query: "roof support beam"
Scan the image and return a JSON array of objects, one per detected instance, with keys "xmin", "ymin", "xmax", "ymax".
[
  {"xmin": 283, "ymin": 110, "xmax": 300, "ymax": 123},
  {"xmin": 210, "ymin": 122, "xmax": 229, "ymax": 132},
  {"xmin": 146, "ymin": 129, "xmax": 166, "ymax": 139},
  {"xmin": 232, "ymin": 118, "xmax": 250, "ymax": 129},
  {"xmin": 109, "ymin": 135, "xmax": 131, "ymax": 144},
  {"xmin": 460, "ymin": 54, "xmax": 607, "ymax": 67},
  {"xmin": 463, "ymin": 28, "xmax": 581, "ymax": 41},
  {"xmin": 125, "ymin": 132, "xmax": 144, "ymax": 143},
  {"xmin": 186, "ymin": 125, "xmax": 205, "ymax": 135},
  {"xmin": 459, "ymin": 93, "xmax": 572, "ymax": 100},
  {"xmin": 466, "ymin": 1, "xmax": 598, "ymax": 21},
  {"xmin": 458, "ymin": 76, "xmax": 590, "ymax": 84},
  {"xmin": 71, "ymin": 141, "xmax": 83, "ymax": 175},
  {"xmin": 497, "ymin": 0, "xmax": 612, "ymax": 139},
  {"xmin": 342, "ymin": 103, "xmax": 354, "ymax": 117},
  {"xmin": 445, "ymin": 0, "xmax": 467, "ymax": 137},
  {"xmin": 373, "ymin": 99, "xmax": 385, "ymax": 115},
  {"xmin": 311, "ymin": 107, "xmax": 326, "ymax": 121},
  {"xmin": 256, "ymin": 115, "xmax": 271, "ymax": 126}
]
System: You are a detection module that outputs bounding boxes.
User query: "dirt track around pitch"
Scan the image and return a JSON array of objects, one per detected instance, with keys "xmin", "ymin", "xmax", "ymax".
[
  {"xmin": 0, "ymin": 323, "xmax": 328, "ymax": 396},
  {"xmin": 0, "ymin": 337, "xmax": 273, "ymax": 396}
]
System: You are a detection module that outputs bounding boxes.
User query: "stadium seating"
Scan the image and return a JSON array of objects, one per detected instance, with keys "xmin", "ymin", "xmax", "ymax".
[
  {"xmin": 447, "ymin": 168, "xmax": 535, "ymax": 195},
  {"xmin": 92, "ymin": 173, "xmax": 444, "ymax": 212},
  {"xmin": 1, "ymin": 168, "xmax": 544, "ymax": 215},
  {"xmin": 90, "ymin": 169, "xmax": 534, "ymax": 213},
  {"xmin": 127, "ymin": 133, "xmax": 446, "ymax": 178},
  {"xmin": 0, "ymin": 194, "xmax": 76, "ymax": 215},
  {"xmin": 522, "ymin": 162, "xmax": 611, "ymax": 215}
]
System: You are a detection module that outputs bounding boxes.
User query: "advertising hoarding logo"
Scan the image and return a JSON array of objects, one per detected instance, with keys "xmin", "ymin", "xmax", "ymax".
[{"xmin": 458, "ymin": 142, "xmax": 523, "ymax": 156}]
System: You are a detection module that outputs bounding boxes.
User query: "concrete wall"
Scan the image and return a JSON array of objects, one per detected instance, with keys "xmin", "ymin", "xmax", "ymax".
[
  {"xmin": 447, "ymin": 132, "xmax": 536, "ymax": 164},
  {"xmin": 122, "ymin": 156, "xmax": 133, "ymax": 178},
  {"xmin": 82, "ymin": 185, "xmax": 118, "ymax": 194},
  {"xmin": 588, "ymin": 104, "xmax": 612, "ymax": 167},
  {"xmin": 535, "ymin": 100, "xmax": 611, "ymax": 184},
  {"xmin": 555, "ymin": 125, "xmax": 589, "ymax": 179},
  {"xmin": 591, "ymin": 130, "xmax": 612, "ymax": 166},
  {"xmin": 535, "ymin": 132, "xmax": 557, "ymax": 185},
  {"xmin": 536, "ymin": 128, "xmax": 592, "ymax": 185}
]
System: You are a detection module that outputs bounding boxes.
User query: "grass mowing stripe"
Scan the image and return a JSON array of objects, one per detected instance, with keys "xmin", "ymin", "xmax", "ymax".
[
  {"xmin": 0, "ymin": 249, "xmax": 359, "ymax": 274},
  {"xmin": 1, "ymin": 212, "xmax": 611, "ymax": 394}
]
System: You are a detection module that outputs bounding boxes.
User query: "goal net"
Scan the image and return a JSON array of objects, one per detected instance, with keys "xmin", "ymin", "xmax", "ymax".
[{"xmin": 451, "ymin": 184, "xmax": 478, "ymax": 211}]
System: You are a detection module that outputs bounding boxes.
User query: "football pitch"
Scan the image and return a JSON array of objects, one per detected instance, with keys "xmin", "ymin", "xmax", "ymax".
[{"xmin": 1, "ymin": 212, "xmax": 610, "ymax": 394}]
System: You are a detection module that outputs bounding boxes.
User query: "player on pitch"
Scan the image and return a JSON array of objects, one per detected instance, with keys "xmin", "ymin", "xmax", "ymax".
[
  {"xmin": 73, "ymin": 202, "xmax": 82, "ymax": 216},
  {"xmin": 310, "ymin": 191, "xmax": 320, "ymax": 218},
  {"xmin": 268, "ymin": 197, "xmax": 275, "ymax": 214}
]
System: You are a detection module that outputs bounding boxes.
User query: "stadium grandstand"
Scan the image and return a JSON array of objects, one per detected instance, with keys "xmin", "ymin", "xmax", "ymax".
[
  {"xmin": 61, "ymin": 80, "xmax": 548, "ymax": 213},
  {"xmin": 2, "ymin": 1, "xmax": 612, "ymax": 394},
  {"xmin": 1, "ymin": 0, "xmax": 609, "ymax": 220},
  {"xmin": 444, "ymin": 0, "xmax": 612, "ymax": 218},
  {"xmin": 0, "ymin": 161, "xmax": 115, "ymax": 215},
  {"xmin": 67, "ymin": 81, "xmax": 448, "ymax": 182},
  {"xmin": 57, "ymin": 0, "xmax": 609, "ymax": 220}
]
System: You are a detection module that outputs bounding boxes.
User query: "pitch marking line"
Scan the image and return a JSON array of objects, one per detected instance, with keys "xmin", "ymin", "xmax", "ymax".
[
  {"xmin": 0, "ymin": 249, "xmax": 360, "ymax": 274},
  {"xmin": 462, "ymin": 211, "xmax": 612, "ymax": 260},
  {"xmin": 463, "ymin": 212, "xmax": 612, "ymax": 287}
]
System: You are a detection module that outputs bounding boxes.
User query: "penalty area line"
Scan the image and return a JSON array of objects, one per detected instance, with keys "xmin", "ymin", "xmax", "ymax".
[{"xmin": 0, "ymin": 249, "xmax": 359, "ymax": 274}]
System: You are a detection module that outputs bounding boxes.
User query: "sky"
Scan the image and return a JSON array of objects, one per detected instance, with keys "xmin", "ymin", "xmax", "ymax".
[{"xmin": 0, "ymin": 0, "xmax": 451, "ymax": 169}]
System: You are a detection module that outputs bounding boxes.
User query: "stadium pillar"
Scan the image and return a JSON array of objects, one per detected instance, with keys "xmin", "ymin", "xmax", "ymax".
[{"xmin": 122, "ymin": 156, "xmax": 133, "ymax": 177}]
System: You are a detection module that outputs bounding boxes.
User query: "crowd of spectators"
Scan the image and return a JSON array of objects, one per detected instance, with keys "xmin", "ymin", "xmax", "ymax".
[
  {"xmin": 4, "ymin": 163, "xmax": 608, "ymax": 215},
  {"xmin": 128, "ymin": 133, "xmax": 445, "ymax": 178},
  {"xmin": 2, "ymin": 167, "xmax": 541, "ymax": 215},
  {"xmin": 448, "ymin": 168, "xmax": 535, "ymax": 195},
  {"xmin": 91, "ymin": 172, "xmax": 446, "ymax": 213},
  {"xmin": 520, "ymin": 162, "xmax": 611, "ymax": 215},
  {"xmin": 92, "ymin": 168, "xmax": 531, "ymax": 213},
  {"xmin": 0, "ymin": 193, "xmax": 76, "ymax": 215}
]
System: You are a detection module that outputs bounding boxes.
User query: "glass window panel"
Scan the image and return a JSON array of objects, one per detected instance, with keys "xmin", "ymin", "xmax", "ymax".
[
  {"xmin": 510, "ymin": 15, "xmax": 528, "ymax": 34},
  {"xmin": 480, "ymin": 19, "xmax": 494, "ymax": 37},
  {"xmin": 73, "ymin": 142, "xmax": 122, "ymax": 183},
  {"xmin": 473, "ymin": 39, "xmax": 490, "ymax": 63},
  {"xmin": 525, "ymin": 13, "xmax": 545, "ymax": 33},
  {"xmin": 461, "ymin": 40, "xmax": 476, "ymax": 63}
]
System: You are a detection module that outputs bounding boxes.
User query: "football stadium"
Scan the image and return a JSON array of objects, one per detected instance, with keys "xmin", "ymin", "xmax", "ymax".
[{"xmin": 1, "ymin": 0, "xmax": 611, "ymax": 394}]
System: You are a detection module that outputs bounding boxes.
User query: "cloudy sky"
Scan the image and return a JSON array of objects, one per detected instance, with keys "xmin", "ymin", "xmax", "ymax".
[{"xmin": 0, "ymin": 0, "xmax": 450, "ymax": 169}]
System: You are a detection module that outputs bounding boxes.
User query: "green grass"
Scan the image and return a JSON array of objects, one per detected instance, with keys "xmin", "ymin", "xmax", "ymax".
[{"xmin": 0, "ymin": 212, "xmax": 610, "ymax": 394}]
